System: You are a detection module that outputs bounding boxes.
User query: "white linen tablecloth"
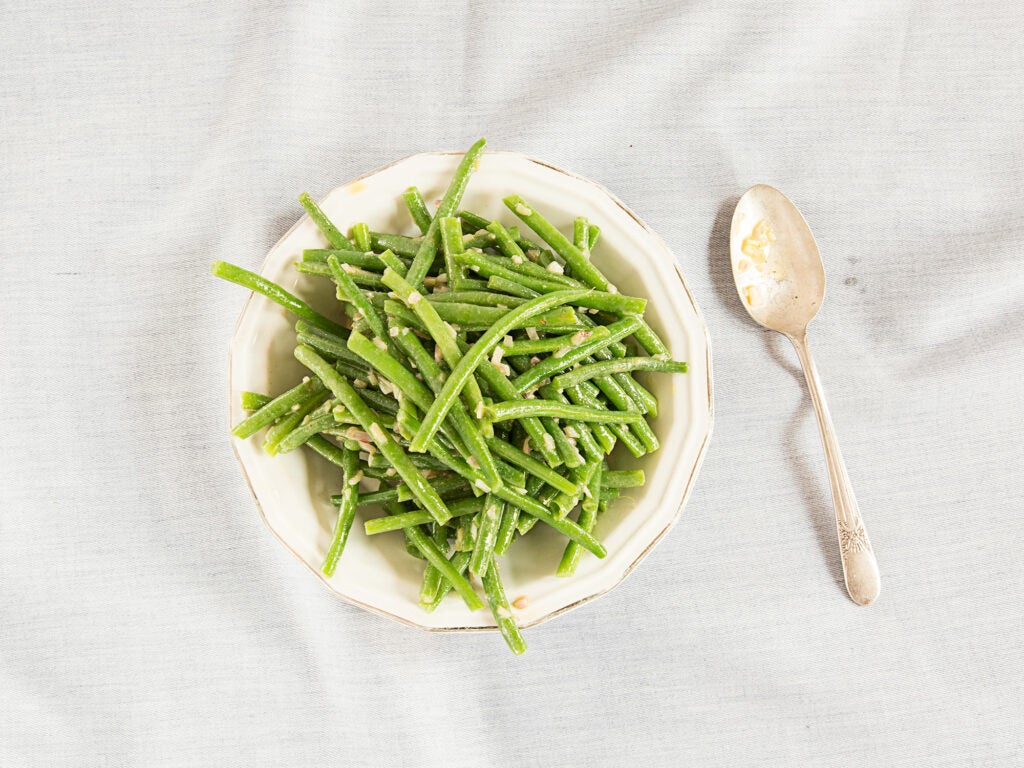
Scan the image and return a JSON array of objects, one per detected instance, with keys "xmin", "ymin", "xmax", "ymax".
[{"xmin": 2, "ymin": 2, "xmax": 1022, "ymax": 765}]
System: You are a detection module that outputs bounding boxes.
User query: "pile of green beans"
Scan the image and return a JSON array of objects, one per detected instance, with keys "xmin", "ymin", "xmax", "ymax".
[{"xmin": 212, "ymin": 138, "xmax": 688, "ymax": 654}]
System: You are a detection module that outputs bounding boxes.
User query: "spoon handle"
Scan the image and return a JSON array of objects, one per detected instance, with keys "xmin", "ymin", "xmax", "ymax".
[{"xmin": 788, "ymin": 332, "xmax": 881, "ymax": 606}]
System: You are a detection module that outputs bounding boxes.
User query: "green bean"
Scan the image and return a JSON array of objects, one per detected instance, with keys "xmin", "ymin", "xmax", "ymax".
[
  {"xmin": 576, "ymin": 311, "xmax": 628, "ymax": 357},
  {"xmin": 493, "ymin": 503, "xmax": 520, "ymax": 556},
  {"xmin": 440, "ymin": 215, "xmax": 467, "ymax": 290},
  {"xmin": 426, "ymin": 291, "xmax": 527, "ymax": 308},
  {"xmin": 485, "ymin": 219, "xmax": 527, "ymax": 262},
  {"xmin": 263, "ymin": 390, "xmax": 331, "ymax": 455},
  {"xmin": 405, "ymin": 525, "xmax": 484, "ymax": 610},
  {"xmin": 386, "ymin": 323, "xmax": 450, "ymax": 388},
  {"xmin": 518, "ymin": 319, "xmax": 588, "ymax": 335},
  {"xmin": 485, "ymin": 438, "xmax": 579, "ymax": 496},
  {"xmin": 295, "ymin": 345, "xmax": 454, "ymax": 525},
  {"xmin": 551, "ymin": 458, "xmax": 599, "ymax": 519},
  {"xmin": 577, "ymin": 317, "xmax": 655, "ymax": 423},
  {"xmin": 499, "ymin": 327, "xmax": 610, "ymax": 356},
  {"xmin": 328, "ymin": 265, "xmax": 386, "ymax": 289},
  {"xmin": 540, "ymin": 416, "xmax": 585, "ymax": 468},
  {"xmin": 574, "ymin": 292, "xmax": 646, "ymax": 315},
  {"xmin": 527, "ymin": 382, "xmax": 606, "ymax": 464},
  {"xmin": 498, "ymin": 475, "xmax": 539, "ymax": 544},
  {"xmin": 557, "ymin": 461, "xmax": 601, "ymax": 577},
  {"xmin": 633, "ymin": 318, "xmax": 670, "ymax": 357},
  {"xmin": 331, "ymin": 358, "xmax": 372, "ymax": 382},
  {"xmin": 390, "ymin": 300, "xmax": 502, "ymax": 327},
  {"xmin": 303, "ymin": 248, "xmax": 406, "ymax": 271},
  {"xmin": 387, "ymin": 325, "xmax": 502, "ymax": 490},
  {"xmin": 402, "ymin": 186, "xmax": 433, "ymax": 234},
  {"xmin": 401, "ymin": 407, "xmax": 605, "ymax": 557},
  {"xmin": 469, "ymin": 352, "xmax": 563, "ymax": 468},
  {"xmin": 481, "ymin": 556, "xmax": 527, "ymax": 655},
  {"xmin": 364, "ymin": 497, "xmax": 484, "ymax": 534},
  {"xmin": 367, "ymin": 449, "xmax": 441, "ymax": 470},
  {"xmin": 322, "ymin": 447, "xmax": 361, "ymax": 576},
  {"xmin": 460, "ymin": 212, "xmax": 539, "ymax": 259},
  {"xmin": 293, "ymin": 316, "xmax": 350, "ymax": 343},
  {"xmin": 552, "ymin": 357, "xmax": 687, "ymax": 389},
  {"xmin": 374, "ymin": 248, "xmax": 408, "ymax": 277},
  {"xmin": 503, "ymin": 195, "xmax": 610, "ymax": 290},
  {"xmin": 573, "ymin": 419, "xmax": 606, "ymax": 463},
  {"xmin": 422, "ymin": 550, "xmax": 471, "ymax": 612},
  {"xmin": 561, "ymin": 385, "xmax": 616, "ymax": 453},
  {"xmin": 240, "ymin": 391, "xmax": 272, "ymax": 410},
  {"xmin": 296, "ymin": 262, "xmax": 391, "ymax": 290},
  {"xmin": 322, "ymin": 409, "xmax": 384, "ymax": 435},
  {"xmin": 356, "ymin": 484, "xmax": 412, "ymax": 506},
  {"xmin": 495, "ymin": 487, "xmax": 606, "ymax": 561},
  {"xmin": 602, "ymin": 469, "xmax": 644, "ymax": 488},
  {"xmin": 581, "ymin": 360, "xmax": 634, "ymax": 415},
  {"xmin": 490, "ymin": 461, "xmax": 522, "ymax": 491},
  {"xmin": 599, "ymin": 487, "xmax": 621, "ymax": 503},
  {"xmin": 457, "ymin": 210, "xmax": 490, "ymax": 231},
  {"xmin": 587, "ymin": 223, "xmax": 601, "ymax": 251},
  {"xmin": 393, "ymin": 407, "xmax": 464, "ymax": 460},
  {"xmin": 306, "ymin": 434, "xmax": 347, "ymax": 468},
  {"xmin": 386, "ymin": 299, "xmax": 578, "ymax": 330},
  {"xmin": 462, "ymin": 230, "xmax": 499, "ymax": 249},
  {"xmin": 403, "ymin": 526, "xmax": 426, "ymax": 560},
  {"xmin": 454, "ymin": 511, "xmax": 476, "ymax": 553},
  {"xmin": 573, "ymin": 216, "xmax": 589, "ymax": 252},
  {"xmin": 295, "ymin": 331, "xmax": 366, "ymax": 373},
  {"xmin": 562, "ymin": 380, "xmax": 644, "ymax": 456},
  {"xmin": 612, "ymin": 370, "xmax": 656, "ymax": 416},
  {"xmin": 381, "ymin": 268, "xmax": 486, "ymax": 413},
  {"xmin": 357, "ymin": 388, "xmax": 401, "ymax": 416},
  {"xmin": 515, "ymin": 233, "xmax": 558, "ymax": 265},
  {"xmin": 211, "ymin": 261, "xmax": 348, "ymax": 337},
  {"xmin": 515, "ymin": 514, "xmax": 539, "ymax": 536},
  {"xmin": 512, "ymin": 315, "xmax": 642, "ymax": 394},
  {"xmin": 292, "ymin": 261, "xmax": 333, "ymax": 278},
  {"xmin": 350, "ymin": 223, "xmax": 372, "ymax": 253},
  {"xmin": 455, "ymin": 250, "xmax": 574, "ymax": 294},
  {"xmin": 419, "ymin": 522, "xmax": 450, "ymax": 607},
  {"xmin": 585, "ymin": 407, "xmax": 645, "ymax": 458},
  {"xmin": 298, "ymin": 192, "xmax": 354, "ymax": 250},
  {"xmin": 406, "ymin": 138, "xmax": 487, "ymax": 288},
  {"xmin": 517, "ymin": 473, "xmax": 565, "ymax": 536},
  {"xmin": 346, "ymin": 331, "xmax": 435, "ymax": 412},
  {"xmin": 231, "ymin": 376, "xmax": 324, "ymax": 439},
  {"xmin": 369, "ymin": 232, "xmax": 421, "ymax": 259},
  {"xmin": 408, "ymin": 288, "xmax": 590, "ymax": 453},
  {"xmin": 277, "ymin": 408, "xmax": 337, "ymax": 453},
  {"xmin": 485, "ymin": 400, "xmax": 643, "ymax": 425},
  {"xmin": 496, "ymin": 251, "xmax": 584, "ymax": 288},
  {"xmin": 482, "ymin": 286, "xmax": 647, "ymax": 315},
  {"xmin": 486, "ymin": 275, "xmax": 539, "ymax": 300},
  {"xmin": 472, "ymin": 233, "xmax": 584, "ymax": 288},
  {"xmin": 471, "ymin": 498, "xmax": 504, "ymax": 578},
  {"xmin": 327, "ymin": 256, "xmax": 387, "ymax": 341},
  {"xmin": 623, "ymin": 411, "xmax": 659, "ymax": 454},
  {"xmin": 453, "ymin": 278, "xmax": 491, "ymax": 291}
]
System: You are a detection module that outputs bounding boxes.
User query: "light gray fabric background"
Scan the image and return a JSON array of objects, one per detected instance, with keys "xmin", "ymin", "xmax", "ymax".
[{"xmin": 2, "ymin": 1, "xmax": 1022, "ymax": 766}]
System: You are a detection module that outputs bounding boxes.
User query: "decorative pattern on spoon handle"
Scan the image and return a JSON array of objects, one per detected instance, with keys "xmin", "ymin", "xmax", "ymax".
[{"xmin": 789, "ymin": 332, "xmax": 880, "ymax": 606}]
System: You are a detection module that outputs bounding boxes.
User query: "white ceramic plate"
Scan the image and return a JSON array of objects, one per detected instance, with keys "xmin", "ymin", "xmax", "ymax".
[{"xmin": 228, "ymin": 151, "xmax": 713, "ymax": 631}]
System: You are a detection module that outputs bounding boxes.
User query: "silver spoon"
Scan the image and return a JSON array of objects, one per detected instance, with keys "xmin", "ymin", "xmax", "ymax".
[{"xmin": 729, "ymin": 184, "xmax": 880, "ymax": 606}]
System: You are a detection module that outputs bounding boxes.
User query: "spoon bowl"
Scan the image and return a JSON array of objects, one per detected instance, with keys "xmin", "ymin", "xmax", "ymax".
[
  {"xmin": 729, "ymin": 185, "xmax": 880, "ymax": 606},
  {"xmin": 729, "ymin": 184, "xmax": 826, "ymax": 337}
]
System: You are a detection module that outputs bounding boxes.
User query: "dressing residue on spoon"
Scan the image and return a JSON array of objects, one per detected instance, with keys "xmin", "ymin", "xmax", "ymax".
[{"xmin": 735, "ymin": 219, "xmax": 793, "ymax": 309}]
